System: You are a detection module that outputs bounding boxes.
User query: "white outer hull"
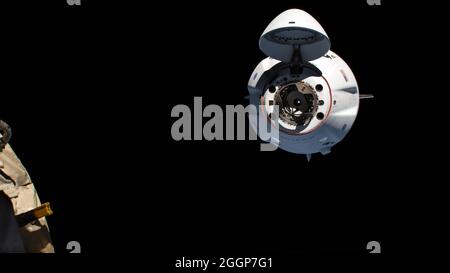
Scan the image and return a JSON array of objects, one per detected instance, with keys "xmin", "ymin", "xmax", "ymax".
[{"xmin": 248, "ymin": 51, "xmax": 359, "ymax": 155}]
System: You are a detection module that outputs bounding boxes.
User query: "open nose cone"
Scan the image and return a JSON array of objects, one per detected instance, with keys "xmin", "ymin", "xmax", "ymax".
[{"xmin": 259, "ymin": 9, "xmax": 331, "ymax": 63}]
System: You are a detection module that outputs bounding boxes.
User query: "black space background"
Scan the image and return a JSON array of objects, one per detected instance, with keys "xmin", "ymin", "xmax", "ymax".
[{"xmin": 1, "ymin": 0, "xmax": 449, "ymax": 260}]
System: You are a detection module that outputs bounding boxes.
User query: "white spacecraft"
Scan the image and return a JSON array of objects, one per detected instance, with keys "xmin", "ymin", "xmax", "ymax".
[{"xmin": 248, "ymin": 9, "xmax": 372, "ymax": 159}]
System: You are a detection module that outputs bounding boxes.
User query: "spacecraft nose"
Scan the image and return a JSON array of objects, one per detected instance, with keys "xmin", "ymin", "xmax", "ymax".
[{"xmin": 259, "ymin": 9, "xmax": 331, "ymax": 62}]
